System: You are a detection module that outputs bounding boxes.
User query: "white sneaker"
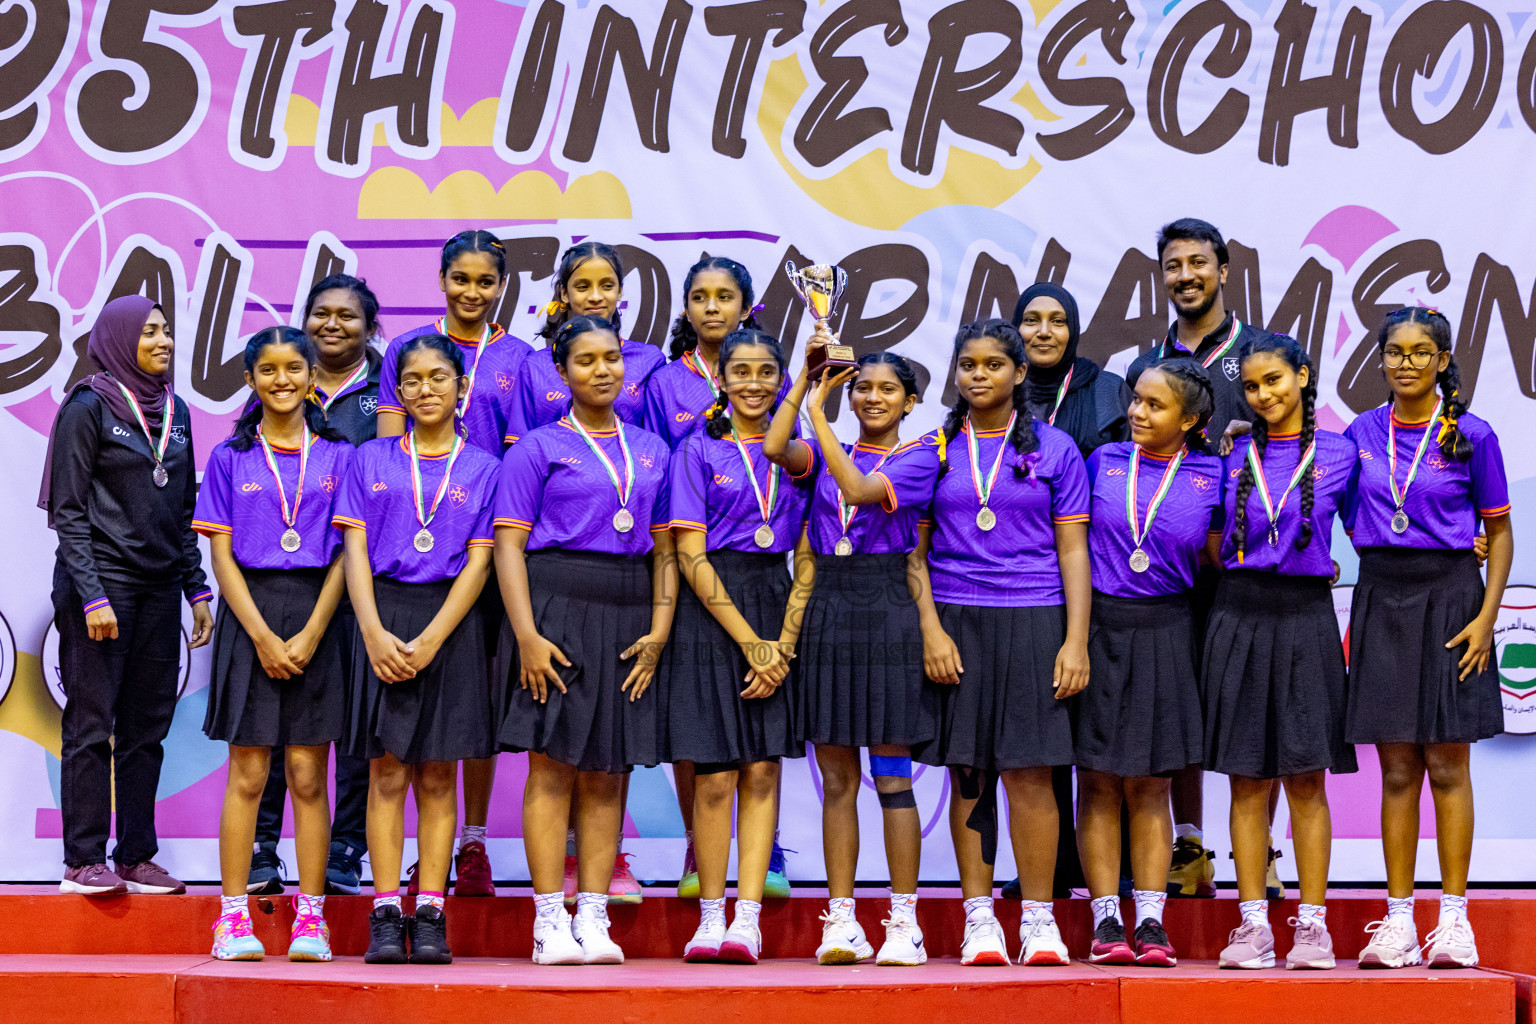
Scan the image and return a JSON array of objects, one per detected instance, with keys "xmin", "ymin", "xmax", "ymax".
[
  {"xmin": 1423, "ymin": 916, "xmax": 1479, "ymax": 968},
  {"xmin": 532, "ymin": 910, "xmax": 584, "ymax": 965},
  {"xmin": 719, "ymin": 917, "xmax": 763, "ymax": 964},
  {"xmin": 1018, "ymin": 916, "xmax": 1070, "ymax": 966},
  {"xmin": 573, "ymin": 909, "xmax": 625, "ymax": 964},
  {"xmin": 960, "ymin": 914, "xmax": 1009, "ymax": 966},
  {"xmin": 1359, "ymin": 918, "xmax": 1422, "ymax": 969},
  {"xmin": 684, "ymin": 913, "xmax": 726, "ymax": 963},
  {"xmin": 816, "ymin": 911, "xmax": 874, "ymax": 965},
  {"xmin": 876, "ymin": 916, "xmax": 927, "ymax": 966}
]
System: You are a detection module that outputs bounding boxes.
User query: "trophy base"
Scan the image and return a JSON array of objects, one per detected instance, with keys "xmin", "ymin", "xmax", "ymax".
[{"xmin": 806, "ymin": 343, "xmax": 859, "ymax": 379}]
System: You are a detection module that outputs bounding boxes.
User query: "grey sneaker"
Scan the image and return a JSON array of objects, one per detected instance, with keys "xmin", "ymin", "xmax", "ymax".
[
  {"xmin": 1359, "ymin": 917, "xmax": 1422, "ymax": 968},
  {"xmin": 60, "ymin": 863, "xmax": 128, "ymax": 897},
  {"xmin": 1423, "ymin": 916, "xmax": 1478, "ymax": 968},
  {"xmin": 1285, "ymin": 916, "xmax": 1336, "ymax": 970},
  {"xmin": 115, "ymin": 858, "xmax": 186, "ymax": 895},
  {"xmin": 1219, "ymin": 918, "xmax": 1275, "ymax": 969}
]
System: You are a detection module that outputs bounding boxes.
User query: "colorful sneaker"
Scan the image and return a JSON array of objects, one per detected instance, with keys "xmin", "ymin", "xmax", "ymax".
[
  {"xmin": 454, "ymin": 840, "xmax": 495, "ymax": 897},
  {"xmin": 960, "ymin": 914, "xmax": 1009, "ymax": 966},
  {"xmin": 1167, "ymin": 838, "xmax": 1216, "ymax": 898},
  {"xmin": 719, "ymin": 917, "xmax": 763, "ymax": 964},
  {"xmin": 115, "ymin": 859, "xmax": 186, "ymax": 895},
  {"xmin": 816, "ymin": 911, "xmax": 874, "ymax": 965},
  {"xmin": 684, "ymin": 912, "xmax": 726, "ymax": 963},
  {"xmin": 764, "ymin": 839, "xmax": 793, "ymax": 899},
  {"xmin": 1266, "ymin": 848, "xmax": 1285, "ymax": 901},
  {"xmin": 212, "ymin": 910, "xmax": 266, "ymax": 961},
  {"xmin": 1088, "ymin": 917, "xmax": 1135, "ymax": 965},
  {"xmin": 608, "ymin": 852, "xmax": 642, "ymax": 904},
  {"xmin": 876, "ymin": 916, "xmax": 927, "ymax": 966},
  {"xmin": 676, "ymin": 842, "xmax": 700, "ymax": 899},
  {"xmin": 288, "ymin": 901, "xmax": 332, "ymax": 962},
  {"xmin": 1219, "ymin": 919, "xmax": 1275, "ymax": 969},
  {"xmin": 1285, "ymin": 916, "xmax": 1336, "ymax": 970},
  {"xmin": 324, "ymin": 842, "xmax": 362, "ymax": 896},
  {"xmin": 533, "ymin": 909, "xmax": 585, "ymax": 965},
  {"xmin": 1360, "ymin": 917, "xmax": 1422, "ymax": 968},
  {"xmin": 60, "ymin": 863, "xmax": 127, "ymax": 897},
  {"xmin": 563, "ymin": 854, "xmax": 578, "ymax": 905},
  {"xmin": 364, "ymin": 904, "xmax": 407, "ymax": 964},
  {"xmin": 407, "ymin": 905, "xmax": 452, "ymax": 964},
  {"xmin": 1133, "ymin": 918, "xmax": 1178, "ymax": 967},
  {"xmin": 1423, "ymin": 916, "xmax": 1479, "ymax": 968},
  {"xmin": 405, "ymin": 861, "xmax": 420, "ymax": 897},
  {"xmin": 573, "ymin": 909, "xmax": 625, "ymax": 964},
  {"xmin": 1018, "ymin": 916, "xmax": 1070, "ymax": 965},
  {"xmin": 247, "ymin": 842, "xmax": 285, "ymax": 895}
]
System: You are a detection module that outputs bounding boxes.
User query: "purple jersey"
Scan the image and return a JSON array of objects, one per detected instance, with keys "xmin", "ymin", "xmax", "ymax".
[
  {"xmin": 331, "ymin": 435, "xmax": 498, "ymax": 583},
  {"xmin": 921, "ymin": 421, "xmax": 1091, "ymax": 607},
  {"xmin": 1086, "ymin": 442, "xmax": 1225, "ymax": 598},
  {"xmin": 669, "ymin": 430, "xmax": 814, "ymax": 553},
  {"xmin": 1344, "ymin": 408, "xmax": 1510, "ymax": 549},
  {"xmin": 796, "ymin": 435, "xmax": 939, "ymax": 556},
  {"xmin": 377, "ymin": 321, "xmax": 533, "ymax": 456},
  {"xmin": 494, "ymin": 419, "xmax": 671, "ymax": 556},
  {"xmin": 504, "ymin": 339, "xmax": 665, "ymax": 444},
  {"xmin": 193, "ymin": 437, "xmax": 352, "ymax": 570},
  {"xmin": 1218, "ymin": 429, "xmax": 1356, "ymax": 575},
  {"xmin": 641, "ymin": 354, "xmax": 793, "ymax": 451}
]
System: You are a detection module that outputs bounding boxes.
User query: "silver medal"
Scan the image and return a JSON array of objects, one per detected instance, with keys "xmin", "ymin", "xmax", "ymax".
[
  {"xmin": 152, "ymin": 463, "xmax": 168, "ymax": 488},
  {"xmin": 612, "ymin": 508, "xmax": 635, "ymax": 533},
  {"xmin": 834, "ymin": 536, "xmax": 853, "ymax": 557},
  {"xmin": 976, "ymin": 506, "xmax": 997, "ymax": 532},
  {"xmin": 1129, "ymin": 547, "xmax": 1150, "ymax": 573},
  {"xmin": 1391, "ymin": 508, "xmax": 1410, "ymax": 534},
  {"xmin": 280, "ymin": 528, "xmax": 301, "ymax": 553},
  {"xmin": 413, "ymin": 528, "xmax": 434, "ymax": 552},
  {"xmin": 754, "ymin": 523, "xmax": 775, "ymax": 549}
]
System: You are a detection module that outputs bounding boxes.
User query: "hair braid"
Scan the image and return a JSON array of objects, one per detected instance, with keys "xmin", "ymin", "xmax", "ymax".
[
  {"xmin": 1435, "ymin": 356, "xmax": 1473, "ymax": 463},
  {"xmin": 1295, "ymin": 380, "xmax": 1317, "ymax": 551},
  {"xmin": 1232, "ymin": 415, "xmax": 1266, "ymax": 561},
  {"xmin": 1008, "ymin": 378, "xmax": 1041, "ymax": 476},
  {"xmin": 937, "ymin": 398, "xmax": 968, "ymax": 481}
]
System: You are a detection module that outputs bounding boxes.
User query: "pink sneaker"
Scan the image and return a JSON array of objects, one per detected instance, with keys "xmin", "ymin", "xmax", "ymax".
[
  {"xmin": 1132, "ymin": 918, "xmax": 1178, "ymax": 967},
  {"xmin": 288, "ymin": 903, "xmax": 332, "ymax": 962},
  {"xmin": 1219, "ymin": 919, "xmax": 1275, "ymax": 969},
  {"xmin": 454, "ymin": 841, "xmax": 495, "ymax": 897},
  {"xmin": 212, "ymin": 911, "xmax": 266, "ymax": 961},
  {"xmin": 1285, "ymin": 916, "xmax": 1336, "ymax": 969},
  {"xmin": 1088, "ymin": 918, "xmax": 1135, "ymax": 965},
  {"xmin": 608, "ymin": 852, "xmax": 642, "ymax": 905},
  {"xmin": 60, "ymin": 863, "xmax": 128, "ymax": 897},
  {"xmin": 562, "ymin": 854, "xmax": 578, "ymax": 905},
  {"xmin": 115, "ymin": 859, "xmax": 186, "ymax": 895}
]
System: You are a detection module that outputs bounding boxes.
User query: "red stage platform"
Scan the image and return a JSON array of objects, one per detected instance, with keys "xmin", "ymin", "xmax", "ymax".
[{"xmin": 0, "ymin": 889, "xmax": 1525, "ymax": 1024}]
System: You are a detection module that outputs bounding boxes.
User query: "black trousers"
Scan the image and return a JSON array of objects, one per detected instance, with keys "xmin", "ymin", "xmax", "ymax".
[{"xmin": 55, "ymin": 572, "xmax": 182, "ymax": 867}]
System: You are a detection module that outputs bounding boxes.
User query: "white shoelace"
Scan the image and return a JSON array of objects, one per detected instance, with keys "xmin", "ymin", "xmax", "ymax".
[
  {"xmin": 1421, "ymin": 916, "xmax": 1474, "ymax": 956},
  {"xmin": 1364, "ymin": 917, "xmax": 1415, "ymax": 949}
]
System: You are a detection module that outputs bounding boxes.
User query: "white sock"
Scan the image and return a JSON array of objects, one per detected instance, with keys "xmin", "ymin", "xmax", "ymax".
[
  {"xmin": 963, "ymin": 895, "xmax": 995, "ymax": 922},
  {"xmin": 1021, "ymin": 899, "xmax": 1053, "ymax": 926},
  {"xmin": 373, "ymin": 893, "xmax": 402, "ymax": 911},
  {"xmin": 1297, "ymin": 903, "xmax": 1326, "ymax": 925},
  {"xmin": 534, "ymin": 891, "xmax": 565, "ymax": 918},
  {"xmin": 1387, "ymin": 896, "xmax": 1415, "ymax": 923},
  {"xmin": 828, "ymin": 896, "xmax": 855, "ymax": 918},
  {"xmin": 700, "ymin": 896, "xmax": 726, "ymax": 925},
  {"xmin": 1440, "ymin": 893, "xmax": 1468, "ymax": 922},
  {"xmin": 1174, "ymin": 824, "xmax": 1203, "ymax": 843},
  {"xmin": 576, "ymin": 891, "xmax": 607, "ymax": 919},
  {"xmin": 295, "ymin": 892, "xmax": 325, "ymax": 917},
  {"xmin": 889, "ymin": 890, "xmax": 917, "ymax": 923},
  {"xmin": 220, "ymin": 894, "xmax": 249, "ymax": 918},
  {"xmin": 1090, "ymin": 895, "xmax": 1122, "ymax": 927},
  {"xmin": 459, "ymin": 824, "xmax": 486, "ymax": 848},
  {"xmin": 566, "ymin": 829, "xmax": 577, "ymax": 856},
  {"xmin": 733, "ymin": 898, "xmax": 762, "ymax": 930},
  {"xmin": 1239, "ymin": 899, "xmax": 1268, "ymax": 926},
  {"xmin": 1133, "ymin": 889, "xmax": 1166, "ymax": 925},
  {"xmin": 417, "ymin": 893, "xmax": 444, "ymax": 912}
]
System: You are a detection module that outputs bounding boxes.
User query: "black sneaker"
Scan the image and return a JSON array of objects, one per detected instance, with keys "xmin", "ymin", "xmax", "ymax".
[
  {"xmin": 407, "ymin": 906, "xmax": 452, "ymax": 964},
  {"xmin": 325, "ymin": 842, "xmax": 364, "ymax": 896},
  {"xmin": 364, "ymin": 904, "xmax": 407, "ymax": 964},
  {"xmin": 246, "ymin": 841, "xmax": 285, "ymax": 896}
]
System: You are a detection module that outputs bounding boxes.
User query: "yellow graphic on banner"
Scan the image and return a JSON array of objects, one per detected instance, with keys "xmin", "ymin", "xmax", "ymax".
[{"xmin": 358, "ymin": 168, "xmax": 632, "ymax": 220}]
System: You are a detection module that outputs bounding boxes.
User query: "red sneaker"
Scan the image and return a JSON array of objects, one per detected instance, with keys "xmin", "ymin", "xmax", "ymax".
[
  {"xmin": 453, "ymin": 840, "xmax": 495, "ymax": 897},
  {"xmin": 1088, "ymin": 917, "xmax": 1135, "ymax": 965},
  {"xmin": 1133, "ymin": 918, "xmax": 1178, "ymax": 967}
]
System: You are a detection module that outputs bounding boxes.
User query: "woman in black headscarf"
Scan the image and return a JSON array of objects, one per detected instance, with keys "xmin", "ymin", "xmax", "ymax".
[
  {"xmin": 40, "ymin": 295, "xmax": 214, "ymax": 898},
  {"xmin": 1013, "ymin": 283, "xmax": 1132, "ymax": 457}
]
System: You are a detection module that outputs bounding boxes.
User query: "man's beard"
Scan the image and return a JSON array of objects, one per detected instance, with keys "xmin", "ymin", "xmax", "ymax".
[{"xmin": 1175, "ymin": 287, "xmax": 1218, "ymax": 324}]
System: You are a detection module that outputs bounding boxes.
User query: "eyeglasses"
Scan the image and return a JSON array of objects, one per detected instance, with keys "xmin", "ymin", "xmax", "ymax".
[
  {"xmin": 1382, "ymin": 350, "xmax": 1436, "ymax": 370},
  {"xmin": 397, "ymin": 373, "xmax": 458, "ymax": 398}
]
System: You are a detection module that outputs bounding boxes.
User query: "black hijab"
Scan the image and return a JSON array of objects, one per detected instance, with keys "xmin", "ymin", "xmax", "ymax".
[{"xmin": 1012, "ymin": 283, "xmax": 1125, "ymax": 455}]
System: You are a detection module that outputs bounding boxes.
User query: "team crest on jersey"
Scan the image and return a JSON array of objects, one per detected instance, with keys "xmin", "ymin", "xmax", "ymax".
[
  {"xmin": 1221, "ymin": 357, "xmax": 1240, "ymax": 381},
  {"xmin": 1192, "ymin": 475, "xmax": 1210, "ymax": 491},
  {"xmin": 170, "ymin": 426, "xmax": 187, "ymax": 444},
  {"xmin": 1313, "ymin": 465, "xmax": 1328, "ymax": 479},
  {"xmin": 640, "ymin": 453, "xmax": 655, "ymax": 469},
  {"xmin": 321, "ymin": 475, "xmax": 338, "ymax": 494},
  {"xmin": 449, "ymin": 484, "xmax": 469, "ymax": 507},
  {"xmin": 496, "ymin": 371, "xmax": 512, "ymax": 392},
  {"xmin": 1428, "ymin": 454, "xmax": 1449, "ymax": 472},
  {"xmin": 360, "ymin": 395, "xmax": 378, "ymax": 415}
]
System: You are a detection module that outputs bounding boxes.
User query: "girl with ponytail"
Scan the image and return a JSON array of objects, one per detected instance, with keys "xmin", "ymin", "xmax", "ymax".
[
  {"xmin": 1205, "ymin": 333, "xmax": 1358, "ymax": 972},
  {"xmin": 1346, "ymin": 307, "xmax": 1513, "ymax": 970},
  {"xmin": 908, "ymin": 319, "xmax": 1092, "ymax": 967}
]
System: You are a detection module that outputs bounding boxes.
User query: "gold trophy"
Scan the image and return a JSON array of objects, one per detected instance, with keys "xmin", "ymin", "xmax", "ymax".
[{"xmin": 785, "ymin": 261, "xmax": 857, "ymax": 378}]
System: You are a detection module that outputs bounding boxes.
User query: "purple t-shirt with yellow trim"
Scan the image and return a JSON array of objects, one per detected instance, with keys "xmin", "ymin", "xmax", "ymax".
[
  {"xmin": 193, "ymin": 437, "xmax": 351, "ymax": 570},
  {"xmin": 1217, "ymin": 429, "xmax": 1356, "ymax": 575},
  {"xmin": 668, "ymin": 430, "xmax": 814, "ymax": 553},
  {"xmin": 796, "ymin": 435, "xmax": 939, "ymax": 557},
  {"xmin": 377, "ymin": 321, "xmax": 533, "ymax": 456},
  {"xmin": 504, "ymin": 339, "xmax": 665, "ymax": 444}
]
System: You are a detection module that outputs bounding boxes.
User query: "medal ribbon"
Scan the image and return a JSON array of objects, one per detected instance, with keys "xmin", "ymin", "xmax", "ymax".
[
  {"xmin": 113, "ymin": 381, "xmax": 173, "ymax": 469},
  {"xmin": 1388, "ymin": 398, "xmax": 1443, "ymax": 512},
  {"xmin": 407, "ymin": 430, "xmax": 465, "ymax": 529},
  {"xmin": 256, "ymin": 423, "xmax": 312, "ymax": 530},
  {"xmin": 319, "ymin": 360, "xmax": 369, "ymax": 411},
  {"xmin": 565, "ymin": 415, "xmax": 635, "ymax": 510},
  {"xmin": 684, "ymin": 347, "xmax": 721, "ymax": 402},
  {"xmin": 837, "ymin": 444, "xmax": 899, "ymax": 537},
  {"xmin": 1246, "ymin": 438, "xmax": 1316, "ymax": 538},
  {"xmin": 1047, "ymin": 365, "xmax": 1072, "ymax": 427},
  {"xmin": 1125, "ymin": 445, "xmax": 1186, "ymax": 548},
  {"xmin": 729, "ymin": 428, "xmax": 780, "ymax": 526},
  {"xmin": 437, "ymin": 319, "xmax": 491, "ymax": 433},
  {"xmin": 1163, "ymin": 315, "xmax": 1241, "ymax": 367},
  {"xmin": 965, "ymin": 412, "xmax": 1015, "ymax": 511}
]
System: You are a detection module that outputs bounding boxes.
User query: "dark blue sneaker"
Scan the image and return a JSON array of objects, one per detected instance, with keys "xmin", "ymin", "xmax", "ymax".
[
  {"xmin": 1000, "ymin": 876, "xmax": 1021, "ymax": 900},
  {"xmin": 325, "ymin": 841, "xmax": 363, "ymax": 896},
  {"xmin": 246, "ymin": 841, "xmax": 285, "ymax": 895},
  {"xmin": 765, "ymin": 837, "xmax": 794, "ymax": 899}
]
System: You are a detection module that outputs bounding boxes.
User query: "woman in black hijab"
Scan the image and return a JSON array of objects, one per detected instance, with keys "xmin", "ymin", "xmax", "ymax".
[{"xmin": 1013, "ymin": 283, "xmax": 1131, "ymax": 457}]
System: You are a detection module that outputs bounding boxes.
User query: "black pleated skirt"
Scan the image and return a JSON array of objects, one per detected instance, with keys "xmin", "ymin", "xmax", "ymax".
[
  {"xmin": 497, "ymin": 550, "xmax": 659, "ymax": 772},
  {"xmin": 1074, "ymin": 591, "xmax": 1203, "ymax": 777},
  {"xmin": 664, "ymin": 549, "xmax": 803, "ymax": 764},
  {"xmin": 204, "ymin": 568, "xmax": 345, "ymax": 748},
  {"xmin": 1346, "ymin": 548, "xmax": 1502, "ymax": 744},
  {"xmin": 913, "ymin": 602, "xmax": 1072, "ymax": 770},
  {"xmin": 1203, "ymin": 571, "xmax": 1356, "ymax": 779},
  {"xmin": 797, "ymin": 553, "xmax": 934, "ymax": 749},
  {"xmin": 346, "ymin": 576, "xmax": 494, "ymax": 764}
]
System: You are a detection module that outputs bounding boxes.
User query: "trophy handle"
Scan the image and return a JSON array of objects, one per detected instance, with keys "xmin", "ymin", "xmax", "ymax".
[{"xmin": 832, "ymin": 266, "xmax": 848, "ymax": 305}]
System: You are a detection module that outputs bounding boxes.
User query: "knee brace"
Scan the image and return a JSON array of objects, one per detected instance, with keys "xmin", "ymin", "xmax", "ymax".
[
  {"xmin": 877, "ymin": 789, "xmax": 917, "ymax": 810},
  {"xmin": 868, "ymin": 754, "xmax": 912, "ymax": 779}
]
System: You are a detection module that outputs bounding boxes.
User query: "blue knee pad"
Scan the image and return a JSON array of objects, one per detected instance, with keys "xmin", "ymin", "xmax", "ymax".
[{"xmin": 868, "ymin": 754, "xmax": 912, "ymax": 779}]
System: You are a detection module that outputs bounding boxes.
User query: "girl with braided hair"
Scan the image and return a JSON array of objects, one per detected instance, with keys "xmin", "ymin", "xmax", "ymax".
[
  {"xmin": 1205, "ymin": 333, "xmax": 1358, "ymax": 972},
  {"xmin": 1346, "ymin": 307, "xmax": 1512, "ymax": 970},
  {"xmin": 908, "ymin": 319, "xmax": 1092, "ymax": 967}
]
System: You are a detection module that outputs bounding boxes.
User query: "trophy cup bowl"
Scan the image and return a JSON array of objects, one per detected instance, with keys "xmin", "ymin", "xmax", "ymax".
[{"xmin": 785, "ymin": 261, "xmax": 858, "ymax": 379}]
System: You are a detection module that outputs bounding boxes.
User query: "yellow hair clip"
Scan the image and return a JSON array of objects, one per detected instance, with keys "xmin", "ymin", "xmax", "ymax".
[
  {"xmin": 540, "ymin": 299, "xmax": 568, "ymax": 318},
  {"xmin": 935, "ymin": 426, "xmax": 948, "ymax": 464}
]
